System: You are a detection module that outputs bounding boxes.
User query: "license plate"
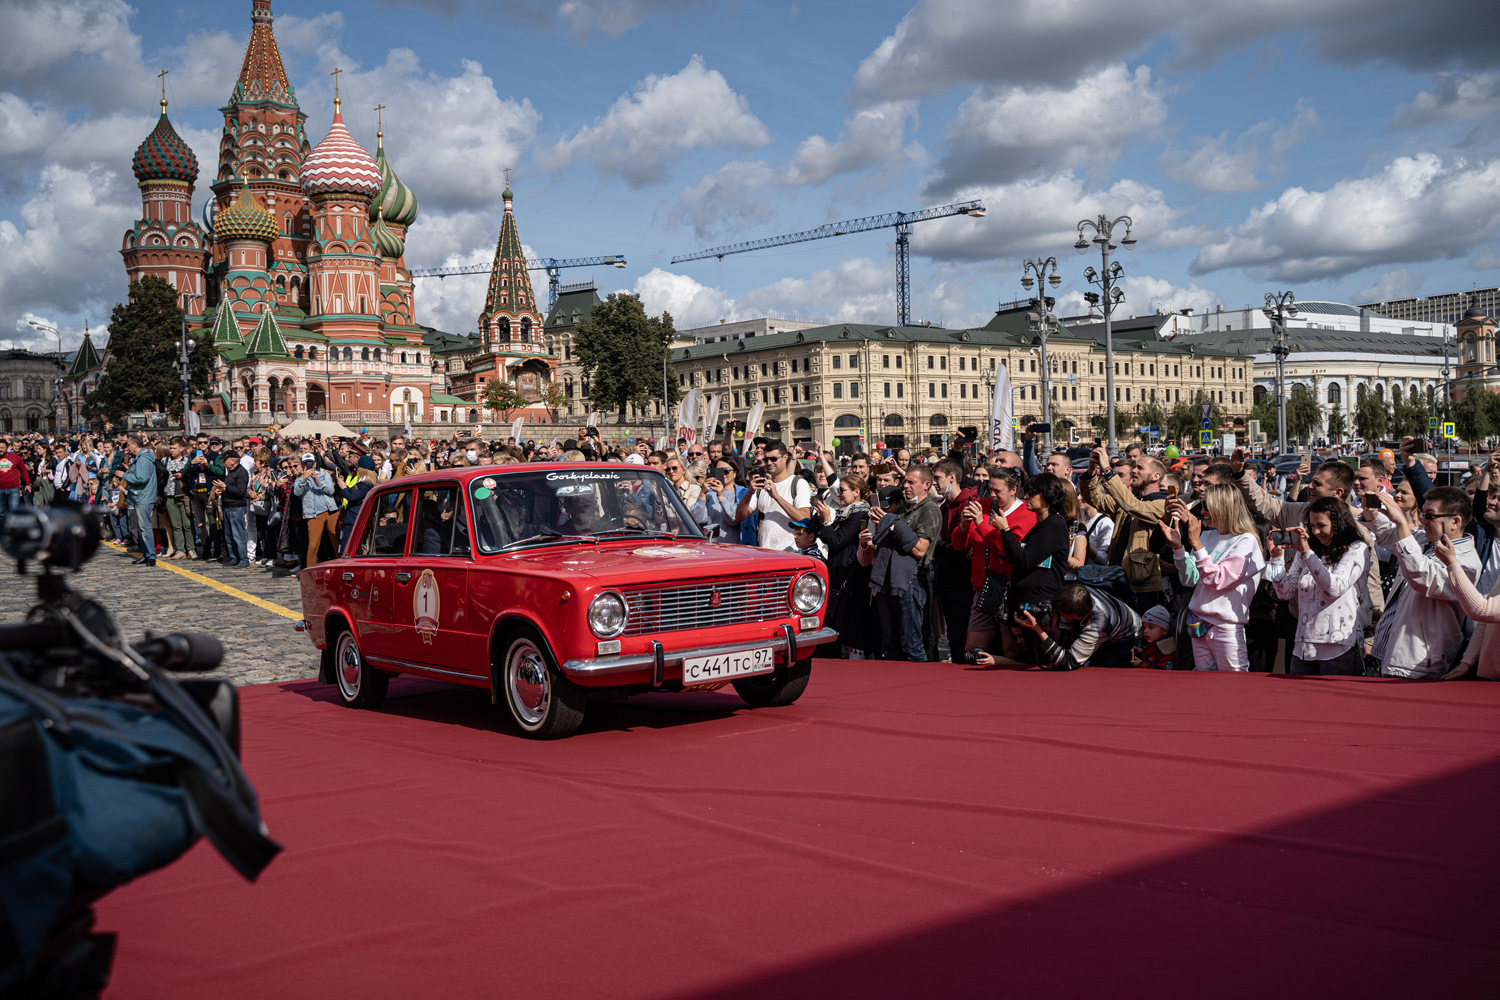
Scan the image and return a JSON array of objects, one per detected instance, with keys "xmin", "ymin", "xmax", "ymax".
[{"xmin": 681, "ymin": 647, "xmax": 775, "ymax": 687}]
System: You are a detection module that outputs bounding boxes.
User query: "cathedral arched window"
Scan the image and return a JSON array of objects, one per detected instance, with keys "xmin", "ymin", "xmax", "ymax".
[
  {"xmin": 275, "ymin": 276, "xmax": 286, "ymax": 295},
  {"xmin": 414, "ymin": 353, "xmax": 421, "ymax": 365},
  {"xmin": 344, "ymin": 347, "xmax": 353, "ymax": 362},
  {"xmin": 373, "ymin": 348, "xmax": 381, "ymax": 362},
  {"xmin": 361, "ymin": 348, "xmax": 370, "ymax": 362},
  {"xmin": 294, "ymin": 346, "xmax": 304, "ymax": 359},
  {"xmin": 400, "ymin": 352, "xmax": 407, "ymax": 364},
  {"xmin": 308, "ymin": 347, "xmax": 317, "ymax": 361},
  {"xmin": 498, "ymin": 318, "xmax": 511, "ymax": 342},
  {"xmin": 520, "ymin": 317, "xmax": 532, "ymax": 341}
]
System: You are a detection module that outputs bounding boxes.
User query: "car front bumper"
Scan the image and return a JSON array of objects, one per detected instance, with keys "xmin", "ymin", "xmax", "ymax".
[{"xmin": 561, "ymin": 625, "xmax": 839, "ymax": 686}]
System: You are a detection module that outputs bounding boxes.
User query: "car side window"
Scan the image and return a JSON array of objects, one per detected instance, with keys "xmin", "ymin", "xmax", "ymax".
[
  {"xmin": 357, "ymin": 490, "xmax": 411, "ymax": 556},
  {"xmin": 413, "ymin": 486, "xmax": 466, "ymax": 556}
]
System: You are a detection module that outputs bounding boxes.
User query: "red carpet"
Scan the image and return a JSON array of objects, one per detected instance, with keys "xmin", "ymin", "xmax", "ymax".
[{"xmin": 98, "ymin": 662, "xmax": 1500, "ymax": 999}]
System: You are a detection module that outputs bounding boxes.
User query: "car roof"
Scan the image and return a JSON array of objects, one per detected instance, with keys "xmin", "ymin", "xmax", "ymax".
[{"xmin": 373, "ymin": 461, "xmax": 652, "ymax": 489}]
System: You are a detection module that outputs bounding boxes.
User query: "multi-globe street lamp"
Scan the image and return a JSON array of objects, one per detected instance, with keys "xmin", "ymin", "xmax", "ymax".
[
  {"xmin": 1262, "ymin": 291, "xmax": 1298, "ymax": 455},
  {"xmin": 178, "ymin": 294, "xmax": 203, "ymax": 434},
  {"xmin": 1019, "ymin": 256, "xmax": 1063, "ymax": 453},
  {"xmin": 1075, "ymin": 215, "xmax": 1136, "ymax": 454}
]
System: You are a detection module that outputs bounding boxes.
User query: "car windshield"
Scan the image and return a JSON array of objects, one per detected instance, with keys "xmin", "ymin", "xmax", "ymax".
[{"xmin": 468, "ymin": 467, "xmax": 704, "ymax": 553}]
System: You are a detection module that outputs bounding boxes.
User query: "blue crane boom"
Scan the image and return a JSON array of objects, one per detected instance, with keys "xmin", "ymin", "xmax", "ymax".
[
  {"xmin": 669, "ymin": 201, "xmax": 985, "ymax": 327},
  {"xmin": 409, "ymin": 255, "xmax": 628, "ymax": 310}
]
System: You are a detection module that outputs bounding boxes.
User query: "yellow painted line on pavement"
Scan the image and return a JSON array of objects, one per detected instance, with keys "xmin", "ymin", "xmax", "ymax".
[{"xmin": 100, "ymin": 541, "xmax": 302, "ymax": 621}]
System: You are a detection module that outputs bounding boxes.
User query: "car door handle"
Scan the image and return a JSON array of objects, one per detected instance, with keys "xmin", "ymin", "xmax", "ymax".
[
  {"xmin": 395, "ymin": 572, "xmax": 412, "ymax": 583},
  {"xmin": 342, "ymin": 572, "xmax": 354, "ymax": 582}
]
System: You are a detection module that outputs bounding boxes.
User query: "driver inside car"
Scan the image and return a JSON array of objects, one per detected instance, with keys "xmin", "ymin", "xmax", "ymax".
[{"xmin": 558, "ymin": 493, "xmax": 602, "ymax": 535}]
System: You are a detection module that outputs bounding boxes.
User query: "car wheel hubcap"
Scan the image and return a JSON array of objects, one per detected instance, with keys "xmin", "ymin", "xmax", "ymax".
[
  {"xmin": 508, "ymin": 642, "xmax": 550, "ymax": 729},
  {"xmin": 337, "ymin": 633, "xmax": 362, "ymax": 699}
]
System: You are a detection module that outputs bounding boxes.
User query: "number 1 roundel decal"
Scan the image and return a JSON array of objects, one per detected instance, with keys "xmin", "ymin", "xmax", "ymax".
[{"xmin": 414, "ymin": 568, "xmax": 440, "ymax": 644}]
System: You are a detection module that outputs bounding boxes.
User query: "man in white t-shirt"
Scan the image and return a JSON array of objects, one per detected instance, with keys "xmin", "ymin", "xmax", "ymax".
[{"xmin": 736, "ymin": 440, "xmax": 811, "ymax": 551}]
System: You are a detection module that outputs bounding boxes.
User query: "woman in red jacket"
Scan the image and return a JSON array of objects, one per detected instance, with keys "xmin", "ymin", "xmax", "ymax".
[{"xmin": 953, "ymin": 465, "xmax": 1035, "ymax": 660}]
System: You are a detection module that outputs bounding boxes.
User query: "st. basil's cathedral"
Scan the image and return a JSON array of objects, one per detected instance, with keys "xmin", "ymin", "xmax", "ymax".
[{"xmin": 84, "ymin": 0, "xmax": 554, "ymax": 430}]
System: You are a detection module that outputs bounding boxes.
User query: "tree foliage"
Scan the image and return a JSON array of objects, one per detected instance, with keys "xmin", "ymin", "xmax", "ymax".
[
  {"xmin": 481, "ymin": 380, "xmax": 528, "ymax": 420},
  {"xmin": 1132, "ymin": 401, "xmax": 1166, "ymax": 442},
  {"xmin": 1389, "ymin": 389, "xmax": 1431, "ymax": 440},
  {"xmin": 1353, "ymin": 390, "xmax": 1389, "ymax": 445},
  {"xmin": 1287, "ymin": 385, "xmax": 1319, "ymax": 443},
  {"xmin": 1166, "ymin": 400, "xmax": 1198, "ymax": 446},
  {"xmin": 539, "ymin": 381, "xmax": 568, "ymax": 421},
  {"xmin": 84, "ymin": 276, "xmax": 217, "ymax": 421},
  {"xmin": 573, "ymin": 293, "xmax": 681, "ymax": 421},
  {"xmin": 1325, "ymin": 399, "xmax": 1347, "ymax": 442},
  {"xmin": 1452, "ymin": 387, "xmax": 1491, "ymax": 448}
]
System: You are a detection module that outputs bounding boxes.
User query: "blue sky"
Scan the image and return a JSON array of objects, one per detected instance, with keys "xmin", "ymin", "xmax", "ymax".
[{"xmin": 2, "ymin": 0, "xmax": 1497, "ymax": 354}]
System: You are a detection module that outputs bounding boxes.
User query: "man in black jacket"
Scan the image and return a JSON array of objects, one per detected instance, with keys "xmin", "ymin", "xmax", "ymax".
[
  {"xmin": 859, "ymin": 483, "xmax": 938, "ymax": 661},
  {"xmin": 985, "ymin": 582, "xmax": 1142, "ymax": 669},
  {"xmin": 184, "ymin": 451, "xmax": 217, "ymax": 560},
  {"xmin": 220, "ymin": 451, "xmax": 250, "ymax": 567}
]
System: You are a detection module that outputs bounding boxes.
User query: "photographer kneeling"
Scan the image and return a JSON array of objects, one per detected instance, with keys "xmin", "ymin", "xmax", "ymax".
[{"xmin": 973, "ymin": 582, "xmax": 1142, "ymax": 670}]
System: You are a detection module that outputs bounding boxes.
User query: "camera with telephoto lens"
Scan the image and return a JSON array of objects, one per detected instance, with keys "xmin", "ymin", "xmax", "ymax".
[{"xmin": 0, "ymin": 503, "xmax": 280, "ymax": 999}]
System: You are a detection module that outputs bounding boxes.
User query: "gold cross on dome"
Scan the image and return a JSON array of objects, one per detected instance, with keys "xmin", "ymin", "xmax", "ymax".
[
  {"xmin": 158, "ymin": 68, "xmax": 168, "ymax": 111},
  {"xmin": 374, "ymin": 103, "xmax": 386, "ymax": 146},
  {"xmin": 504, "ymin": 166, "xmax": 511, "ymax": 187},
  {"xmin": 330, "ymin": 67, "xmax": 343, "ymax": 107}
]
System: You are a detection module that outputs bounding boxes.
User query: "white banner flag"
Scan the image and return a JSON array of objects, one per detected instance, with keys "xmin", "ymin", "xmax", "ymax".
[
  {"xmin": 511, "ymin": 417, "xmax": 524, "ymax": 442},
  {"xmin": 742, "ymin": 400, "xmax": 765, "ymax": 450},
  {"xmin": 702, "ymin": 393, "xmax": 723, "ymax": 446},
  {"xmin": 586, "ymin": 411, "xmax": 597, "ymax": 428},
  {"xmin": 991, "ymin": 362, "xmax": 1013, "ymax": 454},
  {"xmin": 676, "ymin": 388, "xmax": 700, "ymax": 444}
]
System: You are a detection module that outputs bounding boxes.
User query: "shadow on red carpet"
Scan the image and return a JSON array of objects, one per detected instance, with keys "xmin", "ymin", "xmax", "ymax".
[{"xmin": 96, "ymin": 660, "xmax": 1500, "ymax": 999}]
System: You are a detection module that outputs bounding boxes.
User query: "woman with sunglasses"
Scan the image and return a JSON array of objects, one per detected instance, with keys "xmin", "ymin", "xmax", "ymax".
[{"xmin": 664, "ymin": 455, "xmax": 702, "ymax": 508}]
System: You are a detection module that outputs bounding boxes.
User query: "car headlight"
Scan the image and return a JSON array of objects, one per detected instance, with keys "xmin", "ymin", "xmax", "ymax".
[
  {"xmin": 791, "ymin": 572, "xmax": 826, "ymax": 614},
  {"xmin": 588, "ymin": 591, "xmax": 627, "ymax": 638}
]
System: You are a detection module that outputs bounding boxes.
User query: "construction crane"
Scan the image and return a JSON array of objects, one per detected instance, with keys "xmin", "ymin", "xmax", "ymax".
[
  {"xmin": 670, "ymin": 201, "xmax": 986, "ymax": 327},
  {"xmin": 410, "ymin": 255, "xmax": 628, "ymax": 311}
]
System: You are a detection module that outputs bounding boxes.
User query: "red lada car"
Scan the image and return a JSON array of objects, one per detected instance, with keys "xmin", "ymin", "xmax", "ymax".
[{"xmin": 296, "ymin": 463, "xmax": 837, "ymax": 738}]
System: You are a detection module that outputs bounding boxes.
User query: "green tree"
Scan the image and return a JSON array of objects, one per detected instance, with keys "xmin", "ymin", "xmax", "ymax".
[
  {"xmin": 1389, "ymin": 390, "xmax": 1430, "ymax": 440},
  {"xmin": 1325, "ymin": 399, "xmax": 1347, "ymax": 443},
  {"xmin": 481, "ymin": 380, "xmax": 528, "ymax": 421},
  {"xmin": 1133, "ymin": 401, "xmax": 1166, "ymax": 442},
  {"xmin": 1166, "ymin": 400, "xmax": 1198, "ymax": 448},
  {"xmin": 1452, "ymin": 387, "xmax": 1492, "ymax": 448},
  {"xmin": 1353, "ymin": 390, "xmax": 1389, "ymax": 446},
  {"xmin": 573, "ymin": 292, "xmax": 680, "ymax": 421},
  {"xmin": 83, "ymin": 276, "xmax": 217, "ymax": 422},
  {"xmin": 1287, "ymin": 385, "xmax": 1319, "ymax": 444}
]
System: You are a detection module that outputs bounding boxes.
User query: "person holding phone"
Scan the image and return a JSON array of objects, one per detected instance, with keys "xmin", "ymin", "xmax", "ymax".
[
  {"xmin": 1159, "ymin": 484, "xmax": 1265, "ymax": 671},
  {"xmin": 1264, "ymin": 498, "xmax": 1372, "ymax": 675},
  {"xmin": 1363, "ymin": 486, "xmax": 1478, "ymax": 678}
]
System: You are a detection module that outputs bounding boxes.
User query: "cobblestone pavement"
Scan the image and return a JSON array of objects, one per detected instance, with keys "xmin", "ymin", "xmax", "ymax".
[{"xmin": 0, "ymin": 543, "xmax": 321, "ymax": 686}]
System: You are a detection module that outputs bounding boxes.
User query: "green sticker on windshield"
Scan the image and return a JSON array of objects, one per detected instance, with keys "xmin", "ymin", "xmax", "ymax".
[{"xmin": 473, "ymin": 487, "xmax": 492, "ymax": 499}]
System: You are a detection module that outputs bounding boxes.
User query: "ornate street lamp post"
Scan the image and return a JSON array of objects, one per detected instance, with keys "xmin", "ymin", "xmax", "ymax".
[
  {"xmin": 178, "ymin": 294, "xmax": 203, "ymax": 434},
  {"xmin": 1262, "ymin": 291, "xmax": 1298, "ymax": 455},
  {"xmin": 26, "ymin": 319, "xmax": 64, "ymax": 432},
  {"xmin": 1020, "ymin": 256, "xmax": 1063, "ymax": 453},
  {"xmin": 1075, "ymin": 215, "xmax": 1136, "ymax": 454}
]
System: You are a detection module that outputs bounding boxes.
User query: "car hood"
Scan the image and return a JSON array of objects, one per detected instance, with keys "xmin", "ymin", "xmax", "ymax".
[{"xmin": 500, "ymin": 538, "xmax": 817, "ymax": 583}]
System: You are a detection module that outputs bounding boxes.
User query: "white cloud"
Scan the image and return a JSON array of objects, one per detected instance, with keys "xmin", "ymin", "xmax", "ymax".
[
  {"xmin": 666, "ymin": 160, "xmax": 778, "ymax": 241},
  {"xmin": 740, "ymin": 257, "xmax": 892, "ymax": 324},
  {"xmin": 542, "ymin": 55, "xmax": 769, "ymax": 188},
  {"xmin": 633, "ymin": 268, "xmax": 738, "ymax": 329},
  {"xmin": 0, "ymin": 0, "xmax": 150, "ymax": 112},
  {"xmin": 916, "ymin": 173, "xmax": 1179, "ymax": 263},
  {"xmin": 0, "ymin": 164, "xmax": 140, "ymax": 328},
  {"xmin": 785, "ymin": 102, "xmax": 922, "ymax": 186},
  {"xmin": 1393, "ymin": 72, "xmax": 1500, "ymax": 127},
  {"xmin": 1162, "ymin": 100, "xmax": 1321, "ymax": 194},
  {"xmin": 1123, "ymin": 276, "xmax": 1222, "ymax": 315},
  {"xmin": 927, "ymin": 65, "xmax": 1167, "ymax": 194},
  {"xmin": 556, "ymin": 0, "xmax": 708, "ymax": 39},
  {"xmin": 850, "ymin": 0, "xmax": 1498, "ymax": 103},
  {"xmin": 1192, "ymin": 153, "xmax": 1500, "ymax": 280},
  {"xmin": 1353, "ymin": 268, "xmax": 1425, "ymax": 303}
]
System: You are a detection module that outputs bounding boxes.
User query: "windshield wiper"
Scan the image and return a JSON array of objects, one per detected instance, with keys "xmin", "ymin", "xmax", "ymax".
[
  {"xmin": 499, "ymin": 531, "xmax": 599, "ymax": 551},
  {"xmin": 593, "ymin": 527, "xmax": 678, "ymax": 540}
]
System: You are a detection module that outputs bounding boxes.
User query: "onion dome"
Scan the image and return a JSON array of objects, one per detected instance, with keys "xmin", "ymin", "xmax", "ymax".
[
  {"xmin": 370, "ymin": 133, "xmax": 419, "ymax": 227},
  {"xmin": 1464, "ymin": 302, "xmax": 1487, "ymax": 321},
  {"xmin": 132, "ymin": 100, "xmax": 199, "ymax": 184},
  {"xmin": 301, "ymin": 104, "xmax": 380, "ymax": 198},
  {"xmin": 215, "ymin": 177, "xmax": 279, "ymax": 243},
  {"xmin": 371, "ymin": 217, "xmax": 405, "ymax": 259}
]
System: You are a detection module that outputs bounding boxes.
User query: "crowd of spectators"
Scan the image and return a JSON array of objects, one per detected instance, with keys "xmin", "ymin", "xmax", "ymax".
[{"xmin": 0, "ymin": 422, "xmax": 1492, "ymax": 680}]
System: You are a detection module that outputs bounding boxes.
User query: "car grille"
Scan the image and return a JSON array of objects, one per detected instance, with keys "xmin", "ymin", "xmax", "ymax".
[{"xmin": 618, "ymin": 575, "xmax": 794, "ymax": 637}]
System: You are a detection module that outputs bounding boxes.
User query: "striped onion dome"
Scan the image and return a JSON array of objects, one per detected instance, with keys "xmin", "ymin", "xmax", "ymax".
[
  {"xmin": 132, "ymin": 101, "xmax": 199, "ymax": 184},
  {"xmin": 370, "ymin": 139, "xmax": 418, "ymax": 227},
  {"xmin": 370, "ymin": 217, "xmax": 405, "ymax": 259},
  {"xmin": 214, "ymin": 177, "xmax": 279, "ymax": 243},
  {"xmin": 301, "ymin": 105, "xmax": 380, "ymax": 198}
]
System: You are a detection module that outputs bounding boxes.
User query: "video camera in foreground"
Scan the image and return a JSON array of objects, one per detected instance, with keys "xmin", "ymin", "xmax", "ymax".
[{"xmin": 0, "ymin": 503, "xmax": 281, "ymax": 999}]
